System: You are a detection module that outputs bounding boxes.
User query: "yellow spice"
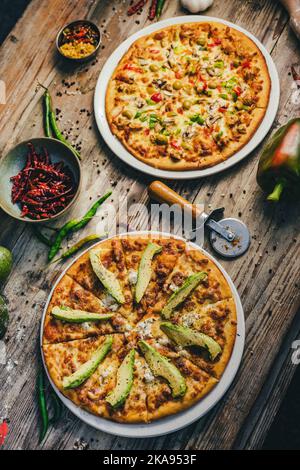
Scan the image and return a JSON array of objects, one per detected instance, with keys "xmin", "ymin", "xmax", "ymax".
[{"xmin": 60, "ymin": 41, "xmax": 96, "ymax": 59}]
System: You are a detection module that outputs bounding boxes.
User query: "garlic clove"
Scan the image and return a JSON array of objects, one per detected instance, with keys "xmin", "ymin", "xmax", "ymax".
[{"xmin": 181, "ymin": 0, "xmax": 214, "ymax": 14}]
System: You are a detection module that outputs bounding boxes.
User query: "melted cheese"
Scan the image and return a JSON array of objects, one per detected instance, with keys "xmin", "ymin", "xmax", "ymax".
[
  {"xmin": 136, "ymin": 317, "xmax": 155, "ymax": 339},
  {"xmin": 128, "ymin": 269, "xmax": 138, "ymax": 286},
  {"xmin": 101, "ymin": 294, "xmax": 119, "ymax": 312}
]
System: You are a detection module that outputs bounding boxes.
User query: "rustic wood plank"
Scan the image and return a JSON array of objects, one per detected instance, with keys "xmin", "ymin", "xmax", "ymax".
[
  {"xmin": 0, "ymin": 0, "xmax": 299, "ymax": 450},
  {"xmin": 234, "ymin": 307, "xmax": 300, "ymax": 449}
]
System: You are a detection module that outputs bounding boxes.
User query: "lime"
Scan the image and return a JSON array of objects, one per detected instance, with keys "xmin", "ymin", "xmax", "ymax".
[
  {"xmin": 0, "ymin": 246, "xmax": 12, "ymax": 282},
  {"xmin": 0, "ymin": 295, "xmax": 8, "ymax": 339}
]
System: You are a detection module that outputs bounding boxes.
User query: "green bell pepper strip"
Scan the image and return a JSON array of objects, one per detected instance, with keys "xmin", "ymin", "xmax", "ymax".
[
  {"xmin": 257, "ymin": 118, "xmax": 300, "ymax": 201},
  {"xmin": 48, "ymin": 191, "xmax": 112, "ymax": 261}
]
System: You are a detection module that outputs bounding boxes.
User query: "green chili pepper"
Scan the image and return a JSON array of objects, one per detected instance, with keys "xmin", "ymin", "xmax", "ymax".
[
  {"xmin": 39, "ymin": 83, "xmax": 81, "ymax": 160},
  {"xmin": 49, "ymin": 110, "xmax": 81, "ymax": 160},
  {"xmin": 32, "ymin": 227, "xmax": 52, "ymax": 247},
  {"xmin": 48, "ymin": 219, "xmax": 80, "ymax": 261},
  {"xmin": 257, "ymin": 118, "xmax": 300, "ymax": 201},
  {"xmin": 37, "ymin": 370, "xmax": 49, "ymax": 443},
  {"xmin": 71, "ymin": 191, "xmax": 112, "ymax": 232},
  {"xmin": 156, "ymin": 0, "xmax": 165, "ymax": 18},
  {"xmin": 43, "ymin": 91, "xmax": 52, "ymax": 138},
  {"xmin": 50, "ymin": 234, "xmax": 104, "ymax": 264},
  {"xmin": 48, "ymin": 191, "xmax": 112, "ymax": 261},
  {"xmin": 38, "ymin": 83, "xmax": 51, "ymax": 137}
]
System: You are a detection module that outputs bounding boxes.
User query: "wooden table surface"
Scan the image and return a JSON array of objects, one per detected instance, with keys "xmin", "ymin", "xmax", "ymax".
[{"xmin": 0, "ymin": 0, "xmax": 299, "ymax": 450}]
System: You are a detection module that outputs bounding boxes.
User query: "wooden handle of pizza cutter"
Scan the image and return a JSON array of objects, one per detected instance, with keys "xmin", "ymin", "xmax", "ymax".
[{"xmin": 148, "ymin": 181, "xmax": 201, "ymax": 219}]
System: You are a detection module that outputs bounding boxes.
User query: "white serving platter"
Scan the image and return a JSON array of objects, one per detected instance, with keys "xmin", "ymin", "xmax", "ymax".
[
  {"xmin": 40, "ymin": 231, "xmax": 245, "ymax": 438},
  {"xmin": 94, "ymin": 15, "xmax": 280, "ymax": 180}
]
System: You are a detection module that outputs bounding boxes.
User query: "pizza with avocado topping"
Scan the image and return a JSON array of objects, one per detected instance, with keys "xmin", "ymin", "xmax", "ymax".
[
  {"xmin": 106, "ymin": 22, "xmax": 270, "ymax": 171},
  {"xmin": 42, "ymin": 234, "xmax": 237, "ymax": 423}
]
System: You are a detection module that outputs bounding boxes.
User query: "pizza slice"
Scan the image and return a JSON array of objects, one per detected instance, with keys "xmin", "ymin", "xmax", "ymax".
[
  {"xmin": 43, "ymin": 334, "xmax": 126, "ymax": 419},
  {"xmin": 43, "ymin": 275, "xmax": 132, "ymax": 344},
  {"xmin": 128, "ymin": 237, "xmax": 185, "ymax": 313},
  {"xmin": 120, "ymin": 235, "xmax": 151, "ymax": 320},
  {"xmin": 120, "ymin": 236, "xmax": 150, "ymax": 285},
  {"xmin": 170, "ymin": 298, "xmax": 237, "ymax": 378},
  {"xmin": 66, "ymin": 238, "xmax": 138, "ymax": 324},
  {"xmin": 153, "ymin": 248, "xmax": 232, "ymax": 317},
  {"xmin": 138, "ymin": 340, "xmax": 218, "ymax": 421},
  {"xmin": 109, "ymin": 350, "xmax": 148, "ymax": 423},
  {"xmin": 139, "ymin": 237, "xmax": 186, "ymax": 314}
]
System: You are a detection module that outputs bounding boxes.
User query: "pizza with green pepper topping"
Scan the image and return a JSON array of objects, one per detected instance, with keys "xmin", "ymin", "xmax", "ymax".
[
  {"xmin": 106, "ymin": 22, "xmax": 271, "ymax": 171},
  {"xmin": 42, "ymin": 234, "xmax": 237, "ymax": 423}
]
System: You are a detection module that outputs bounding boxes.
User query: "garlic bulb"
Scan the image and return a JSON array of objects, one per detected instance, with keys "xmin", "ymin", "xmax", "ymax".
[{"xmin": 181, "ymin": 0, "xmax": 214, "ymax": 14}]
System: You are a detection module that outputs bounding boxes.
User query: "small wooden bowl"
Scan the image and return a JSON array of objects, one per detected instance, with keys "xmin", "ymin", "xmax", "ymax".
[
  {"xmin": 0, "ymin": 138, "xmax": 82, "ymax": 223},
  {"xmin": 56, "ymin": 20, "xmax": 101, "ymax": 63}
]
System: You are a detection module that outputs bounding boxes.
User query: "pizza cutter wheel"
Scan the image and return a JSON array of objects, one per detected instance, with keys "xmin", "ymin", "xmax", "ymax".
[
  {"xmin": 208, "ymin": 216, "xmax": 250, "ymax": 258},
  {"xmin": 148, "ymin": 181, "xmax": 250, "ymax": 258},
  {"xmin": 189, "ymin": 207, "xmax": 250, "ymax": 258}
]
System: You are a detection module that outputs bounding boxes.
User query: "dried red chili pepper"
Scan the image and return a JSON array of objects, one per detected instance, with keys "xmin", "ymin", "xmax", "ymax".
[
  {"xmin": 127, "ymin": 0, "xmax": 147, "ymax": 16},
  {"xmin": 148, "ymin": 0, "xmax": 158, "ymax": 20},
  {"xmin": 10, "ymin": 143, "xmax": 76, "ymax": 220}
]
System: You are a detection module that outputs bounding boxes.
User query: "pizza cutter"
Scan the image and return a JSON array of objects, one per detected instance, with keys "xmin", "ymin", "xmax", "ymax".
[{"xmin": 148, "ymin": 181, "xmax": 250, "ymax": 258}]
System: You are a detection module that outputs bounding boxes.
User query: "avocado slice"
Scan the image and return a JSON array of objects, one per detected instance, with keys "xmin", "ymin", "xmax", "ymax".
[
  {"xmin": 106, "ymin": 349, "xmax": 135, "ymax": 409},
  {"xmin": 139, "ymin": 340, "xmax": 186, "ymax": 398},
  {"xmin": 89, "ymin": 249, "xmax": 125, "ymax": 304},
  {"xmin": 160, "ymin": 322, "xmax": 222, "ymax": 360},
  {"xmin": 161, "ymin": 271, "xmax": 207, "ymax": 319},
  {"xmin": 135, "ymin": 242, "xmax": 162, "ymax": 303},
  {"xmin": 51, "ymin": 306, "xmax": 114, "ymax": 323},
  {"xmin": 63, "ymin": 335, "xmax": 113, "ymax": 390}
]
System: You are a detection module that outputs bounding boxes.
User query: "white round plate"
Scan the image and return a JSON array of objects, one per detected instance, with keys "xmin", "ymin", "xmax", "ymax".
[
  {"xmin": 40, "ymin": 231, "xmax": 245, "ymax": 438},
  {"xmin": 94, "ymin": 15, "xmax": 280, "ymax": 180}
]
